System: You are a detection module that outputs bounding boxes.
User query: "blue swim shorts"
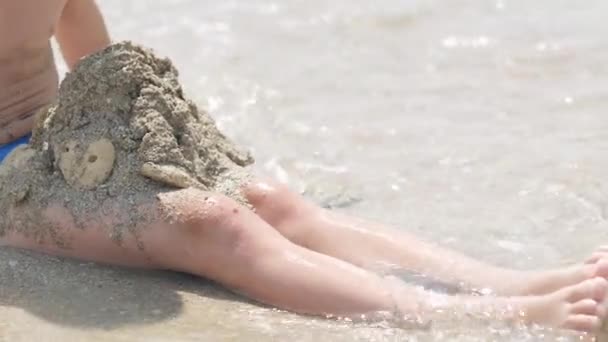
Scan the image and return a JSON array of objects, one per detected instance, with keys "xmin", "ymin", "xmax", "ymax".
[{"xmin": 0, "ymin": 134, "xmax": 31, "ymax": 164}]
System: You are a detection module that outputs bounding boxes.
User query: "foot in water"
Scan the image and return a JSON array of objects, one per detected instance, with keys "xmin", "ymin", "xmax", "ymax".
[
  {"xmin": 504, "ymin": 252, "xmax": 608, "ymax": 297},
  {"xmin": 518, "ymin": 277, "xmax": 608, "ymax": 332},
  {"xmin": 421, "ymin": 277, "xmax": 608, "ymax": 333}
]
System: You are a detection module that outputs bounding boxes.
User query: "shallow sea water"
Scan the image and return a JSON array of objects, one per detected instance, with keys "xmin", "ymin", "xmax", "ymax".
[{"xmin": 3, "ymin": 0, "xmax": 608, "ymax": 341}]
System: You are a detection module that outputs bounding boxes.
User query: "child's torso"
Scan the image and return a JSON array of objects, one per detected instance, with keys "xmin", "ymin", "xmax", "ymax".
[{"xmin": 0, "ymin": 0, "xmax": 67, "ymax": 144}]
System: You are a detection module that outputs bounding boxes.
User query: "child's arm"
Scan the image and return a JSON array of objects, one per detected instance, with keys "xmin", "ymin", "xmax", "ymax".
[{"xmin": 55, "ymin": 0, "xmax": 111, "ymax": 70}]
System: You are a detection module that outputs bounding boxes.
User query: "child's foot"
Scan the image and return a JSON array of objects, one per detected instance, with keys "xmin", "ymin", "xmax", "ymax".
[
  {"xmin": 585, "ymin": 246, "xmax": 608, "ymax": 265},
  {"xmin": 517, "ymin": 277, "xmax": 608, "ymax": 332},
  {"xmin": 508, "ymin": 252, "xmax": 608, "ymax": 297},
  {"xmin": 399, "ymin": 277, "xmax": 608, "ymax": 333}
]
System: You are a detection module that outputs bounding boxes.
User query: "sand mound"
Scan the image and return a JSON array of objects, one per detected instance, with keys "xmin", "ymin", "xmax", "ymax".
[{"xmin": 0, "ymin": 41, "xmax": 254, "ymax": 245}]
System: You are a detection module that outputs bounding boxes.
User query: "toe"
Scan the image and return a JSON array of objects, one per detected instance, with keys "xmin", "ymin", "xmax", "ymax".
[
  {"xmin": 593, "ymin": 260, "xmax": 608, "ymax": 278},
  {"xmin": 566, "ymin": 278, "xmax": 608, "ymax": 303},
  {"xmin": 592, "ymin": 277, "xmax": 608, "ymax": 302},
  {"xmin": 562, "ymin": 314, "xmax": 602, "ymax": 332},
  {"xmin": 585, "ymin": 252, "xmax": 608, "ymax": 264},
  {"xmin": 598, "ymin": 303, "xmax": 607, "ymax": 319},
  {"xmin": 570, "ymin": 299, "xmax": 600, "ymax": 316}
]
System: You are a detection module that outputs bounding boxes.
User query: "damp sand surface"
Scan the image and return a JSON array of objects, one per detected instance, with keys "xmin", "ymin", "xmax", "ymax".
[{"xmin": 0, "ymin": 41, "xmax": 253, "ymax": 246}]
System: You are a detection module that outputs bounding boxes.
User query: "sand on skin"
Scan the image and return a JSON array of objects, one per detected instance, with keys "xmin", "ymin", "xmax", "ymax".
[{"xmin": 0, "ymin": 41, "xmax": 254, "ymax": 247}]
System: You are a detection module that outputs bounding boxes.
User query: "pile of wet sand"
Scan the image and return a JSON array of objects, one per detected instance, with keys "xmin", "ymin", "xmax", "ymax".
[{"xmin": 0, "ymin": 41, "xmax": 254, "ymax": 246}]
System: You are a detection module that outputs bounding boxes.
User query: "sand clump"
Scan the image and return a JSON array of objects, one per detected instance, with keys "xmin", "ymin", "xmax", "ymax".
[{"xmin": 0, "ymin": 41, "xmax": 254, "ymax": 246}]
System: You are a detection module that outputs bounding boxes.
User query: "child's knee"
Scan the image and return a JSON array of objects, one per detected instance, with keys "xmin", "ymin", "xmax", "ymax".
[
  {"xmin": 158, "ymin": 188, "xmax": 238, "ymax": 227},
  {"xmin": 244, "ymin": 180, "xmax": 302, "ymax": 222},
  {"xmin": 244, "ymin": 180, "xmax": 318, "ymax": 239},
  {"xmin": 157, "ymin": 188, "xmax": 257, "ymax": 249},
  {"xmin": 156, "ymin": 188, "xmax": 273, "ymax": 264}
]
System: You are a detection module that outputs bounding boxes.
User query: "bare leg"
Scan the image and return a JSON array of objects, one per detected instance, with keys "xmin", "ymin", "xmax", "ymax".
[
  {"xmin": 1, "ymin": 187, "xmax": 607, "ymax": 332},
  {"xmin": 245, "ymin": 180, "xmax": 608, "ymax": 296},
  {"xmin": 424, "ymin": 277, "xmax": 608, "ymax": 332},
  {"xmin": 1, "ymin": 189, "xmax": 397, "ymax": 315}
]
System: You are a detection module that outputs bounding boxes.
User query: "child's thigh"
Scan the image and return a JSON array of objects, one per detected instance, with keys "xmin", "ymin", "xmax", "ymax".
[
  {"xmin": 0, "ymin": 187, "xmax": 282, "ymax": 272},
  {"xmin": 1, "ymin": 197, "xmax": 163, "ymax": 268}
]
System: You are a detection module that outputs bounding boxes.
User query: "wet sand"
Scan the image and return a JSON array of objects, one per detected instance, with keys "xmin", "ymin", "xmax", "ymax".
[
  {"xmin": 0, "ymin": 246, "xmax": 589, "ymax": 342},
  {"xmin": 0, "ymin": 247, "xmax": 424, "ymax": 342}
]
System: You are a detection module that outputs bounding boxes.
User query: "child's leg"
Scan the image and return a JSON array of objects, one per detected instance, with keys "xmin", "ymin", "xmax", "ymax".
[
  {"xmin": 431, "ymin": 277, "xmax": 608, "ymax": 332},
  {"xmin": 1, "ymin": 187, "xmax": 607, "ymax": 332},
  {"xmin": 1, "ymin": 188, "xmax": 395, "ymax": 315},
  {"xmin": 245, "ymin": 180, "xmax": 608, "ymax": 296}
]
